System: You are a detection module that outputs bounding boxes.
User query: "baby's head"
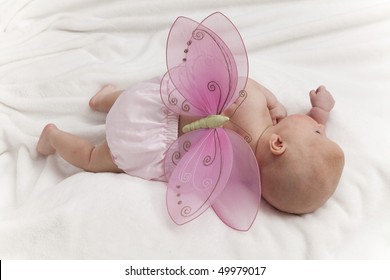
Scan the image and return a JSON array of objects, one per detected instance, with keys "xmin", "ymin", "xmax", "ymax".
[{"xmin": 258, "ymin": 114, "xmax": 344, "ymax": 214}]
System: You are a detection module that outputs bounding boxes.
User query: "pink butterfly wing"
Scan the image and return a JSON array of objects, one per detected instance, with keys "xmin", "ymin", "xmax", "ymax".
[
  {"xmin": 162, "ymin": 13, "xmax": 258, "ymax": 230},
  {"xmin": 195, "ymin": 12, "xmax": 249, "ymax": 111},
  {"xmin": 211, "ymin": 130, "xmax": 261, "ymax": 231},
  {"xmin": 165, "ymin": 128, "xmax": 233, "ymax": 225},
  {"xmin": 161, "ymin": 12, "xmax": 248, "ymax": 116}
]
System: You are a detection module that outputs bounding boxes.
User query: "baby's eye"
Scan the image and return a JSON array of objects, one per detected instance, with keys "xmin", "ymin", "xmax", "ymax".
[{"xmin": 315, "ymin": 130, "xmax": 321, "ymax": 134}]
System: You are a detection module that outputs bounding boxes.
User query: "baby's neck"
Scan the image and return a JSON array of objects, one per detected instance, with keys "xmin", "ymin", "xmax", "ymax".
[{"xmin": 254, "ymin": 124, "xmax": 273, "ymax": 166}]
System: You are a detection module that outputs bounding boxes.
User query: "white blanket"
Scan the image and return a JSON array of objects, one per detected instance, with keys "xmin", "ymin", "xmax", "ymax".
[{"xmin": 1, "ymin": 0, "xmax": 389, "ymax": 259}]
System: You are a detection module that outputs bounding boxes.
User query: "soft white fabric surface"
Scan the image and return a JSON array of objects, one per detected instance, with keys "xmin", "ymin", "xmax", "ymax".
[{"xmin": 1, "ymin": 0, "xmax": 389, "ymax": 259}]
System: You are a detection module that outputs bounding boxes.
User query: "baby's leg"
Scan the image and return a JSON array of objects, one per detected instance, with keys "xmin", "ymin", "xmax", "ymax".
[
  {"xmin": 37, "ymin": 124, "xmax": 122, "ymax": 173},
  {"xmin": 89, "ymin": 85, "xmax": 124, "ymax": 113}
]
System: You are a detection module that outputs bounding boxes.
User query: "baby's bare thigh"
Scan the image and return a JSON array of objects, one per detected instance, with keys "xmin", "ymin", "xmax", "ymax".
[{"xmin": 89, "ymin": 141, "xmax": 123, "ymax": 173}]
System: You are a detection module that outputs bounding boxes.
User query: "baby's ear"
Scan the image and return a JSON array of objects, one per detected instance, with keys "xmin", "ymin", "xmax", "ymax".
[{"xmin": 269, "ymin": 134, "xmax": 287, "ymax": 155}]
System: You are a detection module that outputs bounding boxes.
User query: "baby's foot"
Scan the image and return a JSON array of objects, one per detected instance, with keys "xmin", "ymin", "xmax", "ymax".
[
  {"xmin": 89, "ymin": 84, "xmax": 118, "ymax": 112},
  {"xmin": 37, "ymin": 124, "xmax": 57, "ymax": 155}
]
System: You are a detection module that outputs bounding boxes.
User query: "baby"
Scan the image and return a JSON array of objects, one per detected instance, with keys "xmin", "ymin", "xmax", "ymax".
[{"xmin": 37, "ymin": 77, "xmax": 344, "ymax": 215}]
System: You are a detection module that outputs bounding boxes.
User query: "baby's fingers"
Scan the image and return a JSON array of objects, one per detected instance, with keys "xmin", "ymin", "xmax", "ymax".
[{"xmin": 309, "ymin": 89, "xmax": 317, "ymax": 105}]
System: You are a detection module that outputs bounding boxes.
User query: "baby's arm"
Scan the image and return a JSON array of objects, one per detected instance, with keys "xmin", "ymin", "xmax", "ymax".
[
  {"xmin": 265, "ymin": 93, "xmax": 287, "ymax": 125},
  {"xmin": 249, "ymin": 79, "xmax": 287, "ymax": 124},
  {"xmin": 307, "ymin": 86, "xmax": 335, "ymax": 125}
]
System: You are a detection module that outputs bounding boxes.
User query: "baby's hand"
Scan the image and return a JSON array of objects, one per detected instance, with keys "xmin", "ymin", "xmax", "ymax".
[
  {"xmin": 309, "ymin": 86, "xmax": 335, "ymax": 112},
  {"xmin": 269, "ymin": 102, "xmax": 287, "ymax": 125}
]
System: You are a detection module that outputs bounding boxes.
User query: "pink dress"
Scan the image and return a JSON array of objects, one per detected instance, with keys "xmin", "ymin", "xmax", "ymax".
[{"xmin": 105, "ymin": 77, "xmax": 178, "ymax": 181}]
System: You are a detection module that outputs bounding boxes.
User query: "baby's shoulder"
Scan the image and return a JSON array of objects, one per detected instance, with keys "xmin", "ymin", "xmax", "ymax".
[
  {"xmin": 245, "ymin": 78, "xmax": 268, "ymax": 95},
  {"xmin": 243, "ymin": 78, "xmax": 268, "ymax": 106},
  {"xmin": 222, "ymin": 78, "xmax": 271, "ymax": 150},
  {"xmin": 223, "ymin": 78, "xmax": 269, "ymax": 116}
]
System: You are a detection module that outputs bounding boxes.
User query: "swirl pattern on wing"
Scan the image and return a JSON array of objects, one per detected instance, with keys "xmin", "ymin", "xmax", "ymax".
[
  {"xmin": 161, "ymin": 12, "xmax": 248, "ymax": 116},
  {"xmin": 166, "ymin": 129, "xmax": 234, "ymax": 224}
]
